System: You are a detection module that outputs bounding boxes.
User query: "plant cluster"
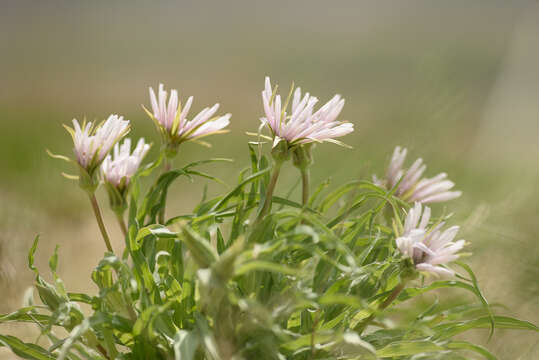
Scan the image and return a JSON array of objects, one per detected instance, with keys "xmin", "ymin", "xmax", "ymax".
[{"xmin": 0, "ymin": 77, "xmax": 537, "ymax": 360}]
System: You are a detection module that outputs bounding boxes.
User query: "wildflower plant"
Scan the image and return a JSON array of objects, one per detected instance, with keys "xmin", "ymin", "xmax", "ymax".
[
  {"xmin": 1, "ymin": 78, "xmax": 537, "ymax": 360},
  {"xmin": 48, "ymin": 114, "xmax": 131, "ymax": 252}
]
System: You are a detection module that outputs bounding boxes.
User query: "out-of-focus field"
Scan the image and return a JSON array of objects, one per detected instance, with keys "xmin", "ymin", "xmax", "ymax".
[{"xmin": 1, "ymin": 1, "xmax": 538, "ymax": 358}]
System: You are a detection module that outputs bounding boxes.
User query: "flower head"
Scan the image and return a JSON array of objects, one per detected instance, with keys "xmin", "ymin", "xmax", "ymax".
[
  {"xmin": 102, "ymin": 138, "xmax": 150, "ymax": 190},
  {"xmin": 147, "ymin": 83, "xmax": 231, "ymax": 152},
  {"xmin": 260, "ymin": 77, "xmax": 353, "ymax": 147},
  {"xmin": 67, "ymin": 114, "xmax": 130, "ymax": 173},
  {"xmin": 396, "ymin": 202, "xmax": 465, "ymax": 276},
  {"xmin": 375, "ymin": 146, "xmax": 462, "ymax": 203}
]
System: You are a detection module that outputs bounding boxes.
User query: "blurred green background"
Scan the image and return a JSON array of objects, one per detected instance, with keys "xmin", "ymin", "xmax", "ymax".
[{"xmin": 1, "ymin": 1, "xmax": 538, "ymax": 358}]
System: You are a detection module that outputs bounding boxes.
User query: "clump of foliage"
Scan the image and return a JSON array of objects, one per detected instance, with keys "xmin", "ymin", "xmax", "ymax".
[{"xmin": 0, "ymin": 78, "xmax": 537, "ymax": 360}]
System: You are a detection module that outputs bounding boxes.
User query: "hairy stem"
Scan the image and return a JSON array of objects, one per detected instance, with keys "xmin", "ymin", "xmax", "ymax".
[
  {"xmin": 357, "ymin": 282, "xmax": 406, "ymax": 334},
  {"xmin": 88, "ymin": 193, "xmax": 113, "ymax": 253},
  {"xmin": 256, "ymin": 161, "xmax": 283, "ymax": 223},
  {"xmin": 301, "ymin": 168, "xmax": 310, "ymax": 206},
  {"xmin": 115, "ymin": 212, "xmax": 128, "ymax": 238}
]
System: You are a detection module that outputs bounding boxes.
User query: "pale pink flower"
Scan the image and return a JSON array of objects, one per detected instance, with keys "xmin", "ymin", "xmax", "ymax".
[
  {"xmin": 148, "ymin": 83, "xmax": 230, "ymax": 144},
  {"xmin": 261, "ymin": 77, "xmax": 353, "ymax": 146},
  {"xmin": 375, "ymin": 146, "xmax": 462, "ymax": 203},
  {"xmin": 102, "ymin": 138, "xmax": 150, "ymax": 189},
  {"xmin": 396, "ymin": 202, "xmax": 465, "ymax": 276},
  {"xmin": 69, "ymin": 114, "xmax": 130, "ymax": 171}
]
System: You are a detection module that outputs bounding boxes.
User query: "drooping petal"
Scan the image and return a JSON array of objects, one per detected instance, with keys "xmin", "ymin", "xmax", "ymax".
[
  {"xmin": 416, "ymin": 263, "xmax": 454, "ymax": 276},
  {"xmin": 420, "ymin": 191, "xmax": 463, "ymax": 204}
]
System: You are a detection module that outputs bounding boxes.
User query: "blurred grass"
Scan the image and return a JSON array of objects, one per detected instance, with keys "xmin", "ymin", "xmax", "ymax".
[{"xmin": 1, "ymin": 1, "xmax": 538, "ymax": 358}]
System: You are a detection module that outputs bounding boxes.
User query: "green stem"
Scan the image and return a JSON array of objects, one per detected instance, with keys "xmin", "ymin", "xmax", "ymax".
[
  {"xmin": 115, "ymin": 212, "xmax": 128, "ymax": 238},
  {"xmin": 88, "ymin": 193, "xmax": 113, "ymax": 253},
  {"xmin": 357, "ymin": 282, "xmax": 406, "ymax": 334},
  {"xmin": 256, "ymin": 161, "xmax": 283, "ymax": 223},
  {"xmin": 163, "ymin": 157, "xmax": 172, "ymax": 172},
  {"xmin": 158, "ymin": 157, "xmax": 173, "ymax": 224},
  {"xmin": 301, "ymin": 168, "xmax": 310, "ymax": 206}
]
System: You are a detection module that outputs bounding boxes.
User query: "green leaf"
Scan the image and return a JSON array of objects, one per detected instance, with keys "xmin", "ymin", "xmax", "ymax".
[
  {"xmin": 137, "ymin": 151, "xmax": 164, "ymax": 178},
  {"xmin": 28, "ymin": 235, "xmax": 40, "ymax": 276},
  {"xmin": 282, "ymin": 333, "xmax": 336, "ymax": 351},
  {"xmin": 216, "ymin": 228, "xmax": 226, "ymax": 255},
  {"xmin": 318, "ymin": 181, "xmax": 361, "ymax": 213},
  {"xmin": 133, "ymin": 225, "xmax": 177, "ymax": 251},
  {"xmin": 67, "ymin": 293, "xmax": 93, "ymax": 304},
  {"xmin": 35, "ymin": 282, "xmax": 63, "ymax": 312},
  {"xmin": 235, "ymin": 260, "xmax": 297, "ymax": 276},
  {"xmin": 132, "ymin": 304, "xmax": 173, "ymax": 338},
  {"xmin": 318, "ymin": 294, "xmax": 363, "ymax": 308},
  {"xmin": 0, "ymin": 308, "xmax": 52, "ymax": 325},
  {"xmin": 434, "ymin": 315, "xmax": 538, "ymax": 340},
  {"xmin": 138, "ymin": 168, "xmax": 190, "ymax": 223},
  {"xmin": 446, "ymin": 341, "xmax": 497, "ymax": 360},
  {"xmin": 398, "ymin": 280, "xmax": 476, "ymax": 302},
  {"xmin": 272, "ymin": 196, "xmax": 318, "ymax": 213},
  {"xmin": 210, "ymin": 168, "xmax": 270, "ymax": 212},
  {"xmin": 0, "ymin": 334, "xmax": 55, "ymax": 360},
  {"xmin": 183, "ymin": 158, "xmax": 233, "ymax": 170},
  {"xmin": 455, "ymin": 261, "xmax": 495, "ymax": 340},
  {"xmin": 48, "ymin": 245, "xmax": 59, "ymax": 273},
  {"xmin": 309, "ymin": 178, "xmax": 331, "ymax": 207},
  {"xmin": 180, "ymin": 224, "xmax": 218, "ymax": 268},
  {"xmin": 185, "ymin": 169, "xmax": 227, "ymax": 186},
  {"xmin": 376, "ymin": 340, "xmax": 444, "ymax": 357}
]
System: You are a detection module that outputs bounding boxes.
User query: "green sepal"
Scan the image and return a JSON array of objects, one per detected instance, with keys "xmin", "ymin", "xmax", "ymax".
[
  {"xmin": 271, "ymin": 137, "xmax": 291, "ymax": 162},
  {"xmin": 77, "ymin": 165, "xmax": 100, "ymax": 193},
  {"xmin": 104, "ymin": 181, "xmax": 128, "ymax": 215},
  {"xmin": 400, "ymin": 257, "xmax": 420, "ymax": 282},
  {"xmin": 292, "ymin": 143, "xmax": 314, "ymax": 170}
]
